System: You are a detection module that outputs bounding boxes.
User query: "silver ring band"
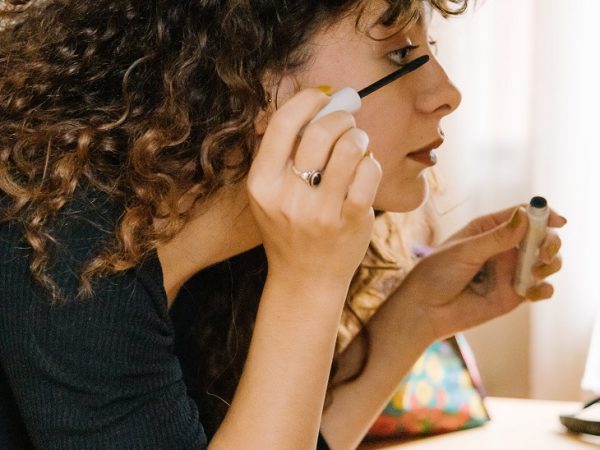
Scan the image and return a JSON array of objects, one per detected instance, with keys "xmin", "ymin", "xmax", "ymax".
[{"xmin": 291, "ymin": 165, "xmax": 322, "ymax": 188}]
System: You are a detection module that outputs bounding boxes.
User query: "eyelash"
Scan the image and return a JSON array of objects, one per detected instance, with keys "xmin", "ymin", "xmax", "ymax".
[
  {"xmin": 428, "ymin": 39, "xmax": 438, "ymax": 55},
  {"xmin": 388, "ymin": 45, "xmax": 420, "ymax": 66}
]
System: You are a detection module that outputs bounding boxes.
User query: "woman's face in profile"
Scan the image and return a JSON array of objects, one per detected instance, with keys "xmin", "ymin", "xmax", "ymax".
[{"xmin": 293, "ymin": 1, "xmax": 462, "ymax": 212}]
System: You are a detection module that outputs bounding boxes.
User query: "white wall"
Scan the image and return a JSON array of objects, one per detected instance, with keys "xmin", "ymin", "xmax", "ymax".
[{"xmin": 429, "ymin": 0, "xmax": 600, "ymax": 400}]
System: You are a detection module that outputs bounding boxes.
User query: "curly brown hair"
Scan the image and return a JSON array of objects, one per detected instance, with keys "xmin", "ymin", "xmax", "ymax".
[
  {"xmin": 0, "ymin": 0, "xmax": 467, "ymax": 436},
  {"xmin": 0, "ymin": 0, "xmax": 466, "ymax": 300}
]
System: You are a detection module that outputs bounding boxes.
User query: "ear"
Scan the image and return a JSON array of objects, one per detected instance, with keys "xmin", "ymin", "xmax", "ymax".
[
  {"xmin": 253, "ymin": 73, "xmax": 301, "ymax": 136},
  {"xmin": 253, "ymin": 96, "xmax": 273, "ymax": 136},
  {"xmin": 254, "ymin": 70, "xmax": 278, "ymax": 136}
]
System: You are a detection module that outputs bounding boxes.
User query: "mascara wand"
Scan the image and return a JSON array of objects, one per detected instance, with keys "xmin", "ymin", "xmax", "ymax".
[
  {"xmin": 358, "ymin": 55, "xmax": 430, "ymax": 98},
  {"xmin": 309, "ymin": 55, "xmax": 430, "ymax": 123}
]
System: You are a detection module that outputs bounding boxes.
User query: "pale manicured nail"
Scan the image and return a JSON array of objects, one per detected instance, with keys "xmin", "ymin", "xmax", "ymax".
[{"xmin": 355, "ymin": 129, "xmax": 370, "ymax": 153}]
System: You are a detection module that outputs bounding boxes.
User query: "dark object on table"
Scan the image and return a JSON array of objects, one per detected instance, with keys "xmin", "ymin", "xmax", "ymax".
[{"xmin": 560, "ymin": 396, "xmax": 600, "ymax": 436}]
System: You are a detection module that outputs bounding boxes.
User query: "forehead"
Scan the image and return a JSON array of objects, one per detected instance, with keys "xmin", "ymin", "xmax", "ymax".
[
  {"xmin": 290, "ymin": 1, "xmax": 432, "ymax": 95},
  {"xmin": 359, "ymin": 1, "xmax": 427, "ymax": 26},
  {"xmin": 314, "ymin": 2, "xmax": 426, "ymax": 46},
  {"xmin": 348, "ymin": 0, "xmax": 429, "ymax": 41}
]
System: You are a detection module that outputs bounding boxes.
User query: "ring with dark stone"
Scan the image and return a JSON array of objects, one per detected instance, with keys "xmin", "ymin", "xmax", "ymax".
[{"xmin": 291, "ymin": 165, "xmax": 322, "ymax": 188}]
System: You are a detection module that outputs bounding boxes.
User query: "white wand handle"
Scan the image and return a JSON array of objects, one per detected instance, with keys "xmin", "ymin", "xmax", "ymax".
[{"xmin": 298, "ymin": 87, "xmax": 362, "ymax": 136}]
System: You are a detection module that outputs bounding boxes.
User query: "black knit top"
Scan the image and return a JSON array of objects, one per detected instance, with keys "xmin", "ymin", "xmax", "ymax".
[{"xmin": 0, "ymin": 190, "xmax": 330, "ymax": 449}]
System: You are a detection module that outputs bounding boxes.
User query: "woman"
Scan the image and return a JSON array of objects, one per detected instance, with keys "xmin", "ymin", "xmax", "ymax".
[{"xmin": 0, "ymin": 0, "xmax": 565, "ymax": 448}]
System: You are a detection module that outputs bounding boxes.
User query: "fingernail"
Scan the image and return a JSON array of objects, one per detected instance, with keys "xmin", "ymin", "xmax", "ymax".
[
  {"xmin": 509, "ymin": 207, "xmax": 522, "ymax": 229},
  {"xmin": 525, "ymin": 286, "xmax": 548, "ymax": 302},
  {"xmin": 534, "ymin": 263, "xmax": 555, "ymax": 278},
  {"xmin": 369, "ymin": 153, "xmax": 382, "ymax": 169},
  {"xmin": 544, "ymin": 241, "xmax": 560, "ymax": 260},
  {"xmin": 317, "ymin": 84, "xmax": 333, "ymax": 96},
  {"xmin": 526, "ymin": 285, "xmax": 545, "ymax": 301},
  {"xmin": 355, "ymin": 129, "xmax": 370, "ymax": 154}
]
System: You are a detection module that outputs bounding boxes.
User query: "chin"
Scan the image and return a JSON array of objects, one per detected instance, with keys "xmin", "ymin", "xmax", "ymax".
[{"xmin": 373, "ymin": 172, "xmax": 429, "ymax": 213}]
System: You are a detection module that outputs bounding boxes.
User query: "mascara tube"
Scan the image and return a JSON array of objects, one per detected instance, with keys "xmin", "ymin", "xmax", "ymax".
[
  {"xmin": 513, "ymin": 196, "xmax": 550, "ymax": 297},
  {"xmin": 310, "ymin": 87, "xmax": 362, "ymax": 123}
]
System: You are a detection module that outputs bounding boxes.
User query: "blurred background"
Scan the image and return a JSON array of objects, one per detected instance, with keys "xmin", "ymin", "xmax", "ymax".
[{"xmin": 429, "ymin": 0, "xmax": 600, "ymax": 401}]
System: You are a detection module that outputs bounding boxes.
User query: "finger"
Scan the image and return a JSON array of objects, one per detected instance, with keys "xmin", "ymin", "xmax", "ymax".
[
  {"xmin": 532, "ymin": 256, "xmax": 562, "ymax": 280},
  {"xmin": 253, "ymin": 88, "xmax": 331, "ymax": 173},
  {"xmin": 319, "ymin": 128, "xmax": 369, "ymax": 211},
  {"xmin": 548, "ymin": 209, "xmax": 567, "ymax": 228},
  {"xmin": 448, "ymin": 205, "xmax": 522, "ymax": 241},
  {"xmin": 451, "ymin": 205, "xmax": 566, "ymax": 241},
  {"xmin": 526, "ymin": 282, "xmax": 554, "ymax": 301},
  {"xmin": 453, "ymin": 206, "xmax": 528, "ymax": 265},
  {"xmin": 293, "ymin": 110, "xmax": 357, "ymax": 178},
  {"xmin": 342, "ymin": 154, "xmax": 382, "ymax": 220},
  {"xmin": 538, "ymin": 232, "xmax": 561, "ymax": 264}
]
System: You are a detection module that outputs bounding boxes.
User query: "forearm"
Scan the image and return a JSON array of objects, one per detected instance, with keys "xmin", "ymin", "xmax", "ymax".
[
  {"xmin": 319, "ymin": 286, "xmax": 433, "ymax": 450},
  {"xmin": 210, "ymin": 274, "xmax": 350, "ymax": 449}
]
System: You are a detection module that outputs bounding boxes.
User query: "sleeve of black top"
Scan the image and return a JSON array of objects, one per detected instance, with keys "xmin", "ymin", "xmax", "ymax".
[
  {"xmin": 317, "ymin": 432, "xmax": 331, "ymax": 449},
  {"xmin": 0, "ymin": 223, "xmax": 207, "ymax": 449}
]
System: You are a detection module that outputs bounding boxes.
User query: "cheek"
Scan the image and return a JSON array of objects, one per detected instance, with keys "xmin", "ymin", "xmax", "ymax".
[
  {"xmin": 354, "ymin": 98, "xmax": 412, "ymax": 163},
  {"xmin": 355, "ymin": 99, "xmax": 429, "ymax": 212}
]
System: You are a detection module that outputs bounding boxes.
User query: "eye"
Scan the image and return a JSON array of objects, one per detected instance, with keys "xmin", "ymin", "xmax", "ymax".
[
  {"xmin": 387, "ymin": 44, "xmax": 420, "ymax": 66},
  {"xmin": 428, "ymin": 36, "xmax": 438, "ymax": 55}
]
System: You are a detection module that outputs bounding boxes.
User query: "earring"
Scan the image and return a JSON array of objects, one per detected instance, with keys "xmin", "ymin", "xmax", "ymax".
[{"xmin": 262, "ymin": 93, "xmax": 273, "ymax": 112}]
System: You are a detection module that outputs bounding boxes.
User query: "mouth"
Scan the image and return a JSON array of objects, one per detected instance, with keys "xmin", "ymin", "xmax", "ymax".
[{"xmin": 405, "ymin": 138, "xmax": 444, "ymax": 167}]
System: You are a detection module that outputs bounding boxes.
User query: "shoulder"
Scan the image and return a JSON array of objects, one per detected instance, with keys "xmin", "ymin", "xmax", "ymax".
[
  {"xmin": 0, "ymin": 186, "xmax": 171, "ymax": 373},
  {"xmin": 1, "ymin": 185, "xmax": 155, "ymax": 300},
  {"xmin": 0, "ymin": 190, "xmax": 208, "ymax": 449},
  {"xmin": 0, "ymin": 185, "xmax": 170, "ymax": 340}
]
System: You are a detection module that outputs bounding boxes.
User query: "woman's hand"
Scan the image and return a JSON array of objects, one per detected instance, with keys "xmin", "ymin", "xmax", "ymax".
[
  {"xmin": 247, "ymin": 88, "xmax": 382, "ymax": 289},
  {"xmin": 213, "ymin": 89, "xmax": 382, "ymax": 450},
  {"xmin": 398, "ymin": 205, "xmax": 567, "ymax": 341}
]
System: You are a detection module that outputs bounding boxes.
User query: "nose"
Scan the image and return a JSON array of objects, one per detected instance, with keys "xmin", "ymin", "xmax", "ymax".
[{"xmin": 415, "ymin": 56, "xmax": 462, "ymax": 117}]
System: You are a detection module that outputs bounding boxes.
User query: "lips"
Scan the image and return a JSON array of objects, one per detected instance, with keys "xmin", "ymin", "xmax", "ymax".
[{"xmin": 406, "ymin": 138, "xmax": 444, "ymax": 166}]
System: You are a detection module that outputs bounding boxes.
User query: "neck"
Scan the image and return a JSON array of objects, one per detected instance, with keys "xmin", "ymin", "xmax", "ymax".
[{"xmin": 156, "ymin": 182, "xmax": 262, "ymax": 306}]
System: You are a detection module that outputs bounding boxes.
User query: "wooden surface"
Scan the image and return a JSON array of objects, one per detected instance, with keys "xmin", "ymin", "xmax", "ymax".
[{"xmin": 358, "ymin": 397, "xmax": 600, "ymax": 449}]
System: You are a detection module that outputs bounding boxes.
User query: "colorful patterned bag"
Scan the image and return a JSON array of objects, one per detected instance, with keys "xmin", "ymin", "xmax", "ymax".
[{"xmin": 366, "ymin": 335, "xmax": 489, "ymax": 439}]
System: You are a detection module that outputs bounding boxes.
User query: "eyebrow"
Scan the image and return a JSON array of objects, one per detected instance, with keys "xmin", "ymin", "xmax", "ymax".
[{"xmin": 366, "ymin": 12, "xmax": 423, "ymax": 43}]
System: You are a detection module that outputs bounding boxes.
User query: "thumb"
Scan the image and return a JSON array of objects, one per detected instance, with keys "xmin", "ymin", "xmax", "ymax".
[{"xmin": 456, "ymin": 207, "xmax": 528, "ymax": 265}]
